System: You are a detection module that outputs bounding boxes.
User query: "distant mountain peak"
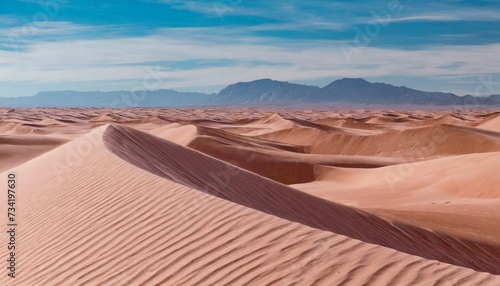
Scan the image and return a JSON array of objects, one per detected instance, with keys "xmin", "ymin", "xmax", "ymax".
[
  {"xmin": 338, "ymin": 77, "xmax": 369, "ymax": 83},
  {"xmin": 2, "ymin": 78, "xmax": 499, "ymax": 108},
  {"xmin": 252, "ymin": 78, "xmax": 276, "ymax": 83},
  {"xmin": 212, "ymin": 78, "xmax": 322, "ymax": 105},
  {"xmin": 326, "ymin": 78, "xmax": 370, "ymax": 87}
]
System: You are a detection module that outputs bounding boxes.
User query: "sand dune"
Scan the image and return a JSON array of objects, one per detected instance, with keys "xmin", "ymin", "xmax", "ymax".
[
  {"xmin": 104, "ymin": 124, "xmax": 500, "ymax": 274},
  {"xmin": 400, "ymin": 114, "xmax": 475, "ymax": 128},
  {"xmin": 293, "ymin": 151, "xmax": 500, "ymax": 244},
  {"xmin": 229, "ymin": 113, "xmax": 296, "ymax": 136},
  {"xmin": 0, "ymin": 108, "xmax": 499, "ymax": 285},
  {"xmin": 311, "ymin": 151, "xmax": 500, "ymax": 199},
  {"xmin": 477, "ymin": 112, "xmax": 500, "ymax": 132},
  {"xmin": 187, "ymin": 130, "xmax": 410, "ymax": 184},
  {"xmin": 0, "ymin": 134, "xmax": 69, "ymax": 172},
  {"xmin": 258, "ymin": 123, "xmax": 500, "ymax": 158},
  {"xmin": 0, "ymin": 121, "xmax": 48, "ymax": 135}
]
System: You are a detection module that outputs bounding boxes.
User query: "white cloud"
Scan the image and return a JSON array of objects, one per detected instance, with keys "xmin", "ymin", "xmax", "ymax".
[
  {"xmin": 1, "ymin": 19, "xmax": 500, "ymax": 96},
  {"xmin": 388, "ymin": 10, "xmax": 500, "ymax": 23},
  {"xmin": 157, "ymin": 0, "xmax": 243, "ymax": 17},
  {"xmin": 0, "ymin": 21, "xmax": 95, "ymax": 49},
  {"xmin": 0, "ymin": 15, "xmax": 20, "ymax": 25},
  {"xmin": 388, "ymin": 15, "xmax": 458, "ymax": 23},
  {"xmin": 156, "ymin": 0, "xmax": 347, "ymax": 31}
]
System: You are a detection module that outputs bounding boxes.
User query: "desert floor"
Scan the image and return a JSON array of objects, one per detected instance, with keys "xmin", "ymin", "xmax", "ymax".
[{"xmin": 0, "ymin": 107, "xmax": 499, "ymax": 285}]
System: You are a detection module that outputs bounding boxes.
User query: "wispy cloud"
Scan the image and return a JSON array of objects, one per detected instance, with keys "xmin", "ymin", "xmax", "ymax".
[
  {"xmin": 157, "ymin": 0, "xmax": 347, "ymax": 31},
  {"xmin": 1, "ymin": 21, "xmax": 93, "ymax": 37},
  {"xmin": 388, "ymin": 15, "xmax": 457, "ymax": 23},
  {"xmin": 0, "ymin": 21, "xmax": 134, "ymax": 51},
  {"xmin": 389, "ymin": 10, "xmax": 500, "ymax": 23},
  {"xmin": 1, "ymin": 23, "xmax": 499, "ymax": 93},
  {"xmin": 0, "ymin": 15, "xmax": 20, "ymax": 25}
]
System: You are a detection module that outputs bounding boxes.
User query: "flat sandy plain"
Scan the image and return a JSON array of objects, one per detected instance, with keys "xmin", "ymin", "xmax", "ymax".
[{"xmin": 0, "ymin": 107, "xmax": 499, "ymax": 285}]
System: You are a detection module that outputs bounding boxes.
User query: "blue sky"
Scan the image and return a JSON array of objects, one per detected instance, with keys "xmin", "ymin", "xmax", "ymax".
[{"xmin": 1, "ymin": 0, "xmax": 500, "ymax": 97}]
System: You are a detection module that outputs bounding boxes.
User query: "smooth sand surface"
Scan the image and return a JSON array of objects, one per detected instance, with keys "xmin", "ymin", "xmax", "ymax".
[{"xmin": 0, "ymin": 107, "xmax": 499, "ymax": 285}]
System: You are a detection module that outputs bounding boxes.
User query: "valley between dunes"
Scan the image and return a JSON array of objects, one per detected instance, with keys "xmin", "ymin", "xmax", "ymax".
[{"xmin": 0, "ymin": 107, "xmax": 499, "ymax": 285}]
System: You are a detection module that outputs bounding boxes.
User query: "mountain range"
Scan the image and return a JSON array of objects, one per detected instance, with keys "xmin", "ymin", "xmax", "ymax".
[
  {"xmin": 0, "ymin": 90, "xmax": 209, "ymax": 108},
  {"xmin": 1, "ymin": 78, "xmax": 499, "ymax": 108}
]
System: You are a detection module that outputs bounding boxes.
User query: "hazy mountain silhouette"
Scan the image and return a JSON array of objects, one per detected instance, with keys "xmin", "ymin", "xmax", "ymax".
[
  {"xmin": 1, "ymin": 78, "xmax": 498, "ymax": 107},
  {"xmin": 0, "ymin": 90, "xmax": 210, "ymax": 108},
  {"xmin": 211, "ymin": 78, "xmax": 498, "ymax": 106},
  {"xmin": 211, "ymin": 79, "xmax": 321, "ymax": 104}
]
